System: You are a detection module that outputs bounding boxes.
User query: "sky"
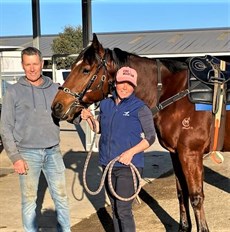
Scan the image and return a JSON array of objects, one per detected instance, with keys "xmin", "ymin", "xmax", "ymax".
[{"xmin": 0, "ymin": 0, "xmax": 229, "ymax": 37}]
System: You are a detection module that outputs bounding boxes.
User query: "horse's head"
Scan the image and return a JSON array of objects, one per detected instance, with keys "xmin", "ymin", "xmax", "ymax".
[{"xmin": 52, "ymin": 33, "xmax": 116, "ymax": 124}]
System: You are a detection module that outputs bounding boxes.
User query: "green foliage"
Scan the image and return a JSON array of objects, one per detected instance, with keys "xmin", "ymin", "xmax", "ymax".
[{"xmin": 51, "ymin": 26, "xmax": 83, "ymax": 69}]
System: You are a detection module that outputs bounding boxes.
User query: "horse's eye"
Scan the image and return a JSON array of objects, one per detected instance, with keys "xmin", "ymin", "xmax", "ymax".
[{"xmin": 83, "ymin": 68, "xmax": 90, "ymax": 74}]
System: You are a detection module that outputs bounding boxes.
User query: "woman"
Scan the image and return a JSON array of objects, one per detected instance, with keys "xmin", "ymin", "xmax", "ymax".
[{"xmin": 81, "ymin": 66, "xmax": 156, "ymax": 232}]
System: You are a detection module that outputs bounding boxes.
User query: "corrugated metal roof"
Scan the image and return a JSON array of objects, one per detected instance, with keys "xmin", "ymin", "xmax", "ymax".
[
  {"xmin": 97, "ymin": 28, "xmax": 230, "ymax": 58},
  {"xmin": 0, "ymin": 35, "xmax": 56, "ymax": 58},
  {"xmin": 0, "ymin": 28, "xmax": 229, "ymax": 58}
]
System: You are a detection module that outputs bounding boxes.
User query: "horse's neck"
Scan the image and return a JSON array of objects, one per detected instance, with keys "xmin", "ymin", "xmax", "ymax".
[
  {"xmin": 134, "ymin": 59, "xmax": 159, "ymax": 108},
  {"xmin": 134, "ymin": 60, "xmax": 187, "ymax": 108}
]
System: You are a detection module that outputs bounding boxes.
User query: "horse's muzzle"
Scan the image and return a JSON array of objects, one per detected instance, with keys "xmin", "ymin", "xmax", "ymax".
[{"xmin": 52, "ymin": 102, "xmax": 66, "ymax": 119}]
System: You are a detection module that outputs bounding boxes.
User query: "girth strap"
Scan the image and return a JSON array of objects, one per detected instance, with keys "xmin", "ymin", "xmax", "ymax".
[
  {"xmin": 151, "ymin": 89, "xmax": 190, "ymax": 115},
  {"xmin": 209, "ymin": 60, "xmax": 227, "ymax": 164}
]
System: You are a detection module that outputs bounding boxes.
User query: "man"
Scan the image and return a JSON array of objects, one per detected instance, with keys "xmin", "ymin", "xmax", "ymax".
[{"xmin": 1, "ymin": 47, "xmax": 71, "ymax": 232}]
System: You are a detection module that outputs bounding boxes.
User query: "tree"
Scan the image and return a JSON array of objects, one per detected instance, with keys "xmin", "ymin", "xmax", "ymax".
[{"xmin": 51, "ymin": 26, "xmax": 83, "ymax": 69}]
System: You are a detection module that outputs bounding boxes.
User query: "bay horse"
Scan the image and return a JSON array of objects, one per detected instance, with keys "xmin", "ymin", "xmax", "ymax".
[{"xmin": 52, "ymin": 33, "xmax": 230, "ymax": 232}]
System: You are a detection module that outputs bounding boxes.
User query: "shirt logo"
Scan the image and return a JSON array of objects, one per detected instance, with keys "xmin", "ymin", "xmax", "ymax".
[{"xmin": 123, "ymin": 111, "xmax": 130, "ymax": 117}]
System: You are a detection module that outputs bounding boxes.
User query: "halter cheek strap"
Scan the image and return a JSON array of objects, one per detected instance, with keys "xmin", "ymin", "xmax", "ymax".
[{"xmin": 58, "ymin": 49, "xmax": 111, "ymax": 112}]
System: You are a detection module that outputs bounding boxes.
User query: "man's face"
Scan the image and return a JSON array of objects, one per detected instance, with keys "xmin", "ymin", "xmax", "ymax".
[{"xmin": 21, "ymin": 54, "xmax": 44, "ymax": 83}]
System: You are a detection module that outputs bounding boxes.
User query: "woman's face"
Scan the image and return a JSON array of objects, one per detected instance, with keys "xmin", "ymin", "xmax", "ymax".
[{"xmin": 116, "ymin": 81, "xmax": 135, "ymax": 100}]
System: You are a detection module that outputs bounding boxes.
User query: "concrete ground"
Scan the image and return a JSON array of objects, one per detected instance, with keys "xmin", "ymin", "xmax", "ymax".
[
  {"xmin": 72, "ymin": 151, "xmax": 230, "ymax": 232},
  {"xmin": 0, "ymin": 121, "xmax": 229, "ymax": 232},
  {"xmin": 0, "ymin": 121, "xmax": 172, "ymax": 232}
]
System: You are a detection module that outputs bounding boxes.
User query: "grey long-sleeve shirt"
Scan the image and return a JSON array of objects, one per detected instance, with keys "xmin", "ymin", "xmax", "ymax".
[
  {"xmin": 1, "ymin": 75, "xmax": 60, "ymax": 163},
  {"xmin": 138, "ymin": 105, "xmax": 156, "ymax": 146}
]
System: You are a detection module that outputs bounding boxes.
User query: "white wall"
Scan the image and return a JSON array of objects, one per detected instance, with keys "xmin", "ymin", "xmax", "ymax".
[
  {"xmin": 43, "ymin": 69, "xmax": 70, "ymax": 85},
  {"xmin": 0, "ymin": 51, "xmax": 23, "ymax": 73},
  {"xmin": 0, "ymin": 51, "xmax": 24, "ymax": 102}
]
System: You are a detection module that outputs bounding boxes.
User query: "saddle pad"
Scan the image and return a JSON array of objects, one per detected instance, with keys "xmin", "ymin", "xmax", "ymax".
[{"xmin": 195, "ymin": 103, "xmax": 230, "ymax": 111}]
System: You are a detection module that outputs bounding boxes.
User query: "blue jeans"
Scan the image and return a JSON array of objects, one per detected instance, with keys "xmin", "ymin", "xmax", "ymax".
[{"xmin": 18, "ymin": 145, "xmax": 71, "ymax": 232}]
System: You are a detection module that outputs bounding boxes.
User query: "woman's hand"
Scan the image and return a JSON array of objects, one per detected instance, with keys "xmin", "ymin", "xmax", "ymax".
[
  {"xmin": 81, "ymin": 108, "xmax": 93, "ymax": 120},
  {"xmin": 118, "ymin": 150, "xmax": 134, "ymax": 166},
  {"xmin": 81, "ymin": 108, "xmax": 100, "ymax": 133}
]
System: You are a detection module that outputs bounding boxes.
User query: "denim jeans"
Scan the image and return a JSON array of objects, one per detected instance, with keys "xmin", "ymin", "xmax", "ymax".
[{"xmin": 18, "ymin": 145, "xmax": 71, "ymax": 232}]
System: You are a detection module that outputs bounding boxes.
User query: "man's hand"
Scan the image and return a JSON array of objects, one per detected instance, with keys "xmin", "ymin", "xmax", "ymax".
[{"xmin": 13, "ymin": 160, "xmax": 29, "ymax": 175}]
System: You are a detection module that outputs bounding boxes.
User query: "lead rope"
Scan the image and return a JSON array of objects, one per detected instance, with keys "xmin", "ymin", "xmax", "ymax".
[{"xmin": 82, "ymin": 117, "xmax": 142, "ymax": 202}]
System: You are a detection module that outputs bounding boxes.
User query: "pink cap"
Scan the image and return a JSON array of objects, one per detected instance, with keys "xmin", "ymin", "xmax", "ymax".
[{"xmin": 116, "ymin": 67, "xmax": 137, "ymax": 87}]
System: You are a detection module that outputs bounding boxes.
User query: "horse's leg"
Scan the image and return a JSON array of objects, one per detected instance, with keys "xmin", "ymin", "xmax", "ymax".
[
  {"xmin": 179, "ymin": 151, "xmax": 209, "ymax": 232},
  {"xmin": 170, "ymin": 152, "xmax": 192, "ymax": 232}
]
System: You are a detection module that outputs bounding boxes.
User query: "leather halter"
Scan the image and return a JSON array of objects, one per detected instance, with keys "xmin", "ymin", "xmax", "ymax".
[{"xmin": 58, "ymin": 50, "xmax": 109, "ymax": 110}]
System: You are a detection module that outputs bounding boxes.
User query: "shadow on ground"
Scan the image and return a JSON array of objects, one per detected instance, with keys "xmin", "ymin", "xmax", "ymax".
[{"xmin": 71, "ymin": 161, "xmax": 230, "ymax": 232}]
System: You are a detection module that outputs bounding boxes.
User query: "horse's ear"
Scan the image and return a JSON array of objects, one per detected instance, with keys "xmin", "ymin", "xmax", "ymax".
[
  {"xmin": 92, "ymin": 33, "xmax": 105, "ymax": 57},
  {"xmin": 92, "ymin": 33, "xmax": 98, "ymax": 43}
]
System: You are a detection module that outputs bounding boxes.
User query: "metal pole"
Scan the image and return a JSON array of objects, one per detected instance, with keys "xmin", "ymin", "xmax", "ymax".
[
  {"xmin": 82, "ymin": 0, "xmax": 92, "ymax": 48},
  {"xmin": 82, "ymin": 0, "xmax": 94, "ymax": 151},
  {"xmin": 32, "ymin": 0, "xmax": 41, "ymax": 49},
  {"xmin": 0, "ymin": 53, "xmax": 2, "ymax": 105}
]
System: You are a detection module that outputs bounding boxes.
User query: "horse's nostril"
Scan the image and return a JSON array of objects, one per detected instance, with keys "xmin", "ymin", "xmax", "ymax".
[
  {"xmin": 56, "ymin": 103, "xmax": 63, "ymax": 110},
  {"xmin": 52, "ymin": 102, "xmax": 63, "ymax": 115}
]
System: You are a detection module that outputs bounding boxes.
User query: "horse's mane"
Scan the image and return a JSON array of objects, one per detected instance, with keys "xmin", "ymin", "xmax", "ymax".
[
  {"xmin": 160, "ymin": 59, "xmax": 188, "ymax": 73},
  {"xmin": 112, "ymin": 48, "xmax": 140, "ymax": 68},
  {"xmin": 112, "ymin": 48, "xmax": 187, "ymax": 73},
  {"xmin": 72, "ymin": 43, "xmax": 98, "ymax": 67},
  {"xmin": 74, "ymin": 45, "xmax": 188, "ymax": 74}
]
